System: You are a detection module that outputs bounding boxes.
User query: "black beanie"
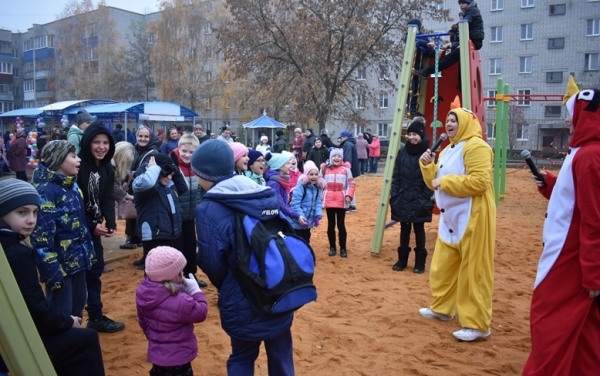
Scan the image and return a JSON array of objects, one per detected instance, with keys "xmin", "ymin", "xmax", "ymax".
[
  {"xmin": 458, "ymin": 0, "xmax": 472, "ymax": 4},
  {"xmin": 407, "ymin": 120, "xmax": 426, "ymax": 140},
  {"xmin": 407, "ymin": 19, "xmax": 422, "ymax": 31},
  {"xmin": 276, "ymin": 130, "xmax": 284, "ymax": 136}
]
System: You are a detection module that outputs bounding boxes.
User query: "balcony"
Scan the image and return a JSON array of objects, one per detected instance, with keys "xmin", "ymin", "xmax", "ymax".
[
  {"xmin": 35, "ymin": 70, "xmax": 55, "ymax": 79},
  {"xmin": 0, "ymin": 93, "xmax": 14, "ymax": 101}
]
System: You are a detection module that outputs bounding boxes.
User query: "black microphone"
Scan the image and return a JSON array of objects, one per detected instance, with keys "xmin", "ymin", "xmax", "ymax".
[
  {"xmin": 429, "ymin": 133, "xmax": 448, "ymax": 154},
  {"xmin": 521, "ymin": 150, "xmax": 546, "ymax": 188}
]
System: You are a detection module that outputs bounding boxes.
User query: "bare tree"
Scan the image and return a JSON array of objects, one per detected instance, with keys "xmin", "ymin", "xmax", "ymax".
[
  {"xmin": 218, "ymin": 0, "xmax": 448, "ymax": 130},
  {"xmin": 53, "ymin": 0, "xmax": 125, "ymax": 100},
  {"xmin": 508, "ymin": 105, "xmax": 526, "ymax": 150},
  {"xmin": 121, "ymin": 20, "xmax": 155, "ymax": 101}
]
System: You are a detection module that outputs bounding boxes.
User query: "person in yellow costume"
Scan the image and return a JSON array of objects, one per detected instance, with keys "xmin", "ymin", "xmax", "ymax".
[{"xmin": 418, "ymin": 107, "xmax": 496, "ymax": 341}]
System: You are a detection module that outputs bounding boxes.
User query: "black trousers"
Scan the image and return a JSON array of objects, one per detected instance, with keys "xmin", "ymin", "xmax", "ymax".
[
  {"xmin": 294, "ymin": 228, "xmax": 312, "ymax": 245},
  {"xmin": 85, "ymin": 235, "xmax": 104, "ymax": 320},
  {"xmin": 400, "ymin": 222, "xmax": 426, "ymax": 250},
  {"xmin": 142, "ymin": 239, "xmax": 174, "ymax": 263},
  {"xmin": 422, "ymin": 39, "xmax": 483, "ymax": 75},
  {"xmin": 326, "ymin": 208, "xmax": 347, "ymax": 249},
  {"xmin": 42, "ymin": 328, "xmax": 105, "ymax": 376},
  {"xmin": 150, "ymin": 362, "xmax": 192, "ymax": 376},
  {"xmin": 15, "ymin": 170, "xmax": 27, "ymax": 182},
  {"xmin": 175, "ymin": 220, "xmax": 198, "ymax": 276},
  {"xmin": 125, "ymin": 218, "xmax": 141, "ymax": 244}
]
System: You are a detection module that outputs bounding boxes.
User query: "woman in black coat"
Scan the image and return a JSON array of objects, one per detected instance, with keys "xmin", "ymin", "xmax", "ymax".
[
  {"xmin": 306, "ymin": 137, "xmax": 330, "ymax": 167},
  {"xmin": 389, "ymin": 118, "xmax": 434, "ymax": 273}
]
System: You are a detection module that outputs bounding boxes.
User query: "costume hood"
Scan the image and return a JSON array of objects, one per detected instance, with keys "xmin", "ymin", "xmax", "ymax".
[
  {"xmin": 448, "ymin": 107, "xmax": 482, "ymax": 144},
  {"xmin": 565, "ymin": 89, "xmax": 600, "ymax": 148}
]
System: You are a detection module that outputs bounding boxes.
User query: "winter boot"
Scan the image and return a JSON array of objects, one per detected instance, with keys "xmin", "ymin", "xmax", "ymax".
[
  {"xmin": 120, "ymin": 236, "xmax": 138, "ymax": 250},
  {"xmin": 413, "ymin": 248, "xmax": 428, "ymax": 274},
  {"xmin": 392, "ymin": 247, "xmax": 411, "ymax": 271},
  {"xmin": 329, "ymin": 248, "xmax": 337, "ymax": 256},
  {"xmin": 340, "ymin": 248, "xmax": 347, "ymax": 258}
]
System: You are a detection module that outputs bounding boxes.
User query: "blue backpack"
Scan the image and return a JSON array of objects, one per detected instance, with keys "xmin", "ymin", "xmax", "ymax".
[{"xmin": 233, "ymin": 213, "xmax": 317, "ymax": 317}]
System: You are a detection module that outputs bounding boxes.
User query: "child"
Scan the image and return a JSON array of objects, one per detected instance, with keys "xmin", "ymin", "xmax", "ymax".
[
  {"xmin": 283, "ymin": 151, "xmax": 301, "ymax": 194},
  {"xmin": 229, "ymin": 142, "xmax": 250, "ymax": 175},
  {"xmin": 306, "ymin": 137, "xmax": 330, "ymax": 168},
  {"xmin": 264, "ymin": 153, "xmax": 307, "ymax": 227},
  {"xmin": 31, "ymin": 140, "xmax": 96, "ymax": 317},
  {"xmin": 290, "ymin": 161, "xmax": 325, "ymax": 244},
  {"xmin": 245, "ymin": 149, "xmax": 266, "ymax": 185},
  {"xmin": 255, "ymin": 135, "xmax": 270, "ymax": 154},
  {"xmin": 0, "ymin": 179, "xmax": 105, "ymax": 375},
  {"xmin": 170, "ymin": 134, "xmax": 208, "ymax": 288},
  {"xmin": 132, "ymin": 153, "xmax": 187, "ymax": 270},
  {"xmin": 78, "ymin": 122, "xmax": 124, "ymax": 333},
  {"xmin": 68, "ymin": 109, "xmax": 93, "ymax": 153},
  {"xmin": 136, "ymin": 246, "xmax": 208, "ymax": 376},
  {"xmin": 322, "ymin": 148, "xmax": 355, "ymax": 258},
  {"xmin": 192, "ymin": 140, "xmax": 296, "ymax": 374}
]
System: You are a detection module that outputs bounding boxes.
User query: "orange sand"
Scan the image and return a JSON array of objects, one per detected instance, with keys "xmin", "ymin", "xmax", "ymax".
[{"xmin": 98, "ymin": 168, "xmax": 545, "ymax": 375}]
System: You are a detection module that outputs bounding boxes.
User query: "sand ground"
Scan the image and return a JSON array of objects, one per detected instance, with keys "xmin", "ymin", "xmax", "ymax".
[{"xmin": 97, "ymin": 168, "xmax": 546, "ymax": 375}]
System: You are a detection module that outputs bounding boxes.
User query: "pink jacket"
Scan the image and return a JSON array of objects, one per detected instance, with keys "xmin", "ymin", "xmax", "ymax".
[
  {"xmin": 369, "ymin": 137, "xmax": 381, "ymax": 158},
  {"xmin": 287, "ymin": 169, "xmax": 302, "ymax": 194},
  {"xmin": 322, "ymin": 162, "xmax": 355, "ymax": 209}
]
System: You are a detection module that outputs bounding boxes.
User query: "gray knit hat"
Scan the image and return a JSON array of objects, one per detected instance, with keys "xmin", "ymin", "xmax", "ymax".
[
  {"xmin": 76, "ymin": 110, "xmax": 93, "ymax": 126},
  {"xmin": 41, "ymin": 140, "xmax": 76, "ymax": 172},
  {"xmin": 0, "ymin": 179, "xmax": 40, "ymax": 218},
  {"xmin": 191, "ymin": 139, "xmax": 235, "ymax": 182}
]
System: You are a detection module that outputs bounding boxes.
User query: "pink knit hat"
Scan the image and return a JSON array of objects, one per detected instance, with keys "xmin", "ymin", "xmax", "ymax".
[
  {"xmin": 229, "ymin": 142, "xmax": 249, "ymax": 162},
  {"xmin": 145, "ymin": 246, "xmax": 186, "ymax": 282},
  {"xmin": 303, "ymin": 160, "xmax": 318, "ymax": 176}
]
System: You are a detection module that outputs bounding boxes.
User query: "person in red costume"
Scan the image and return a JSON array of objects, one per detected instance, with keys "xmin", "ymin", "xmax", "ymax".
[{"xmin": 522, "ymin": 84, "xmax": 600, "ymax": 376}]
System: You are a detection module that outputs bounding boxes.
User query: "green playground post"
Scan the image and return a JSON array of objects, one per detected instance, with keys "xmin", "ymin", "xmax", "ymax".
[
  {"xmin": 493, "ymin": 78, "xmax": 504, "ymax": 206},
  {"xmin": 458, "ymin": 21, "xmax": 471, "ymax": 110},
  {"xmin": 500, "ymin": 83, "xmax": 510, "ymax": 200},
  {"xmin": 0, "ymin": 243, "xmax": 57, "ymax": 375},
  {"xmin": 370, "ymin": 26, "xmax": 418, "ymax": 254}
]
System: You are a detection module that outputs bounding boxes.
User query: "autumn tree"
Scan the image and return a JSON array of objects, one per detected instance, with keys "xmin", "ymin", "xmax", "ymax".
[
  {"xmin": 53, "ymin": 0, "xmax": 126, "ymax": 100},
  {"xmin": 218, "ymin": 0, "xmax": 448, "ymax": 130},
  {"xmin": 150, "ymin": 0, "xmax": 228, "ymax": 112},
  {"xmin": 121, "ymin": 19, "xmax": 155, "ymax": 101},
  {"xmin": 508, "ymin": 104, "xmax": 527, "ymax": 150}
]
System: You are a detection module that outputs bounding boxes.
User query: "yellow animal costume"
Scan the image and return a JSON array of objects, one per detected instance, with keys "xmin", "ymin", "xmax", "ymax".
[{"xmin": 420, "ymin": 108, "xmax": 496, "ymax": 333}]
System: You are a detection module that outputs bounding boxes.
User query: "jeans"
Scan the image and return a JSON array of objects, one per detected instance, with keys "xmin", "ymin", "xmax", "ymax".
[
  {"xmin": 45, "ymin": 270, "xmax": 87, "ymax": 317},
  {"xmin": 85, "ymin": 235, "xmax": 104, "ymax": 320},
  {"xmin": 359, "ymin": 158, "xmax": 368, "ymax": 174},
  {"xmin": 227, "ymin": 329, "xmax": 294, "ymax": 376},
  {"xmin": 369, "ymin": 157, "xmax": 379, "ymax": 173}
]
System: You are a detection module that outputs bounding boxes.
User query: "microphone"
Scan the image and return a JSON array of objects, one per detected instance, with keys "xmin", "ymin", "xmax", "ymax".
[
  {"xmin": 521, "ymin": 150, "xmax": 546, "ymax": 188},
  {"xmin": 429, "ymin": 133, "xmax": 448, "ymax": 154}
]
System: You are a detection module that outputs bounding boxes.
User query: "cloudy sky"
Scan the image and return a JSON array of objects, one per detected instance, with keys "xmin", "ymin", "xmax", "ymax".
[{"xmin": 2, "ymin": 0, "xmax": 160, "ymax": 33}]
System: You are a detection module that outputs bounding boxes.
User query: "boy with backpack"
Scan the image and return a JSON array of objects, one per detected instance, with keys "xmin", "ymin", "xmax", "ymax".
[{"xmin": 193, "ymin": 140, "xmax": 315, "ymax": 375}]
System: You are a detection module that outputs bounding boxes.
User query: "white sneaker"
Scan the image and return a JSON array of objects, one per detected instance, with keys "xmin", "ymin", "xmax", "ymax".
[
  {"xmin": 452, "ymin": 328, "xmax": 491, "ymax": 341},
  {"xmin": 418, "ymin": 308, "xmax": 454, "ymax": 321}
]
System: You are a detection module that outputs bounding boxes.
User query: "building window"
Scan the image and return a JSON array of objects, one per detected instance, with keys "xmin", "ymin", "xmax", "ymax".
[
  {"xmin": 205, "ymin": 97, "xmax": 212, "ymax": 109},
  {"xmin": 84, "ymin": 23, "xmax": 97, "ymax": 39},
  {"xmin": 24, "ymin": 61, "xmax": 33, "ymax": 73},
  {"xmin": 587, "ymin": 19, "xmax": 600, "ymax": 36},
  {"xmin": 206, "ymin": 72, "xmax": 212, "ymax": 81},
  {"xmin": 489, "ymin": 58, "xmax": 502, "ymax": 75},
  {"xmin": 13, "ymin": 49, "xmax": 19, "ymax": 58},
  {"xmin": 520, "ymin": 24, "xmax": 533, "ymax": 40},
  {"xmin": 546, "ymin": 71, "xmax": 563, "ymax": 83},
  {"xmin": 379, "ymin": 65, "xmax": 389, "ymax": 80},
  {"xmin": 490, "ymin": 26, "xmax": 503, "ymax": 42},
  {"xmin": 357, "ymin": 67, "xmax": 366, "ymax": 80},
  {"xmin": 13, "ymin": 87, "xmax": 20, "ymax": 97},
  {"xmin": 585, "ymin": 53, "xmax": 599, "ymax": 70},
  {"xmin": 521, "ymin": 0, "xmax": 534, "ymax": 7},
  {"xmin": 355, "ymin": 94, "xmax": 365, "ymax": 109},
  {"xmin": 36, "ymin": 79, "xmax": 48, "ymax": 92},
  {"xmin": 491, "ymin": 0, "xmax": 504, "ymax": 11},
  {"xmin": 548, "ymin": 37, "xmax": 565, "ymax": 49},
  {"xmin": 379, "ymin": 94, "xmax": 388, "ymax": 108},
  {"xmin": 545, "ymin": 106, "xmax": 562, "ymax": 117},
  {"xmin": 486, "ymin": 90, "xmax": 497, "ymax": 107},
  {"xmin": 89, "ymin": 47, "xmax": 99, "ymax": 61},
  {"xmin": 13, "ymin": 67, "xmax": 18, "ymax": 78},
  {"xmin": 549, "ymin": 4, "xmax": 566, "ymax": 16},
  {"xmin": 25, "ymin": 79, "xmax": 36, "ymax": 92},
  {"xmin": 517, "ymin": 89, "xmax": 531, "ymax": 106},
  {"xmin": 486, "ymin": 123, "xmax": 495, "ymax": 138},
  {"xmin": 519, "ymin": 57, "xmax": 532, "ymax": 73},
  {"xmin": 0, "ymin": 62, "xmax": 13, "ymax": 74},
  {"xmin": 377, "ymin": 123, "xmax": 388, "ymax": 138},
  {"xmin": 23, "ymin": 39, "xmax": 33, "ymax": 51},
  {"xmin": 517, "ymin": 124, "xmax": 529, "ymax": 141}
]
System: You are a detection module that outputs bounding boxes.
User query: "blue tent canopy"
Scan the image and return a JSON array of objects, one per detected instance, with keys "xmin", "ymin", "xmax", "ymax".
[
  {"xmin": 0, "ymin": 108, "xmax": 43, "ymax": 118},
  {"xmin": 242, "ymin": 113, "xmax": 287, "ymax": 129}
]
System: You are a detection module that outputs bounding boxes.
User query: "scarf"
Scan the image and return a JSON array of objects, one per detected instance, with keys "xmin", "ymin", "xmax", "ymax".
[
  {"xmin": 404, "ymin": 137, "xmax": 430, "ymax": 155},
  {"xmin": 268, "ymin": 172, "xmax": 290, "ymax": 190}
]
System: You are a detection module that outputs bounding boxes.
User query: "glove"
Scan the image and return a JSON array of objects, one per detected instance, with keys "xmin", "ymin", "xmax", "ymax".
[
  {"xmin": 313, "ymin": 216, "xmax": 321, "ymax": 227},
  {"xmin": 181, "ymin": 273, "xmax": 202, "ymax": 296},
  {"xmin": 325, "ymin": 159, "xmax": 332, "ymax": 167}
]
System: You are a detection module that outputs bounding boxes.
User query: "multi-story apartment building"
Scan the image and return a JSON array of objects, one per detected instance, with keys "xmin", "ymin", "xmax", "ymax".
[
  {"xmin": 0, "ymin": 29, "xmax": 15, "ymax": 114},
  {"xmin": 479, "ymin": 0, "xmax": 600, "ymax": 154}
]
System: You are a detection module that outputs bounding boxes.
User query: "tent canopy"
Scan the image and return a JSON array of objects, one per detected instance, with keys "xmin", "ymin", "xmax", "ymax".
[
  {"xmin": 39, "ymin": 99, "xmax": 118, "ymax": 111},
  {"xmin": 242, "ymin": 113, "xmax": 287, "ymax": 129},
  {"xmin": 0, "ymin": 108, "xmax": 43, "ymax": 118}
]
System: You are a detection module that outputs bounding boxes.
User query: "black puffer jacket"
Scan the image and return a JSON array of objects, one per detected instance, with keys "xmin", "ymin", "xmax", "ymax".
[
  {"xmin": 463, "ymin": 2, "xmax": 485, "ymax": 42},
  {"xmin": 306, "ymin": 146, "xmax": 330, "ymax": 167},
  {"xmin": 390, "ymin": 142, "xmax": 433, "ymax": 223},
  {"xmin": 340, "ymin": 137, "xmax": 360, "ymax": 178}
]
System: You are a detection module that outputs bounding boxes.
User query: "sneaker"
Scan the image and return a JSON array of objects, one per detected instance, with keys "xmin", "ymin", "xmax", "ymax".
[
  {"xmin": 413, "ymin": 69, "xmax": 428, "ymax": 79},
  {"xmin": 452, "ymin": 328, "xmax": 491, "ymax": 341},
  {"xmin": 348, "ymin": 205, "xmax": 357, "ymax": 212},
  {"xmin": 87, "ymin": 315, "xmax": 125, "ymax": 333},
  {"xmin": 194, "ymin": 276, "xmax": 208, "ymax": 288},
  {"xmin": 418, "ymin": 308, "xmax": 454, "ymax": 321}
]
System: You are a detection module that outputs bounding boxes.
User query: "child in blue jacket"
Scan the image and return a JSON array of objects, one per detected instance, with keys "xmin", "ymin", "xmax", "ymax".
[
  {"xmin": 133, "ymin": 153, "xmax": 187, "ymax": 270},
  {"xmin": 31, "ymin": 140, "xmax": 96, "ymax": 317},
  {"xmin": 290, "ymin": 160, "xmax": 325, "ymax": 244}
]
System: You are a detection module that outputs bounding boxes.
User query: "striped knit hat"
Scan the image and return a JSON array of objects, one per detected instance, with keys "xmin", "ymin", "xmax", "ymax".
[{"xmin": 0, "ymin": 179, "xmax": 40, "ymax": 218}]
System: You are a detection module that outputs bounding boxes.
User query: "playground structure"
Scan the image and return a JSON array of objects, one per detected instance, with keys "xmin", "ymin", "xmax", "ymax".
[{"xmin": 370, "ymin": 21, "xmax": 485, "ymax": 254}]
